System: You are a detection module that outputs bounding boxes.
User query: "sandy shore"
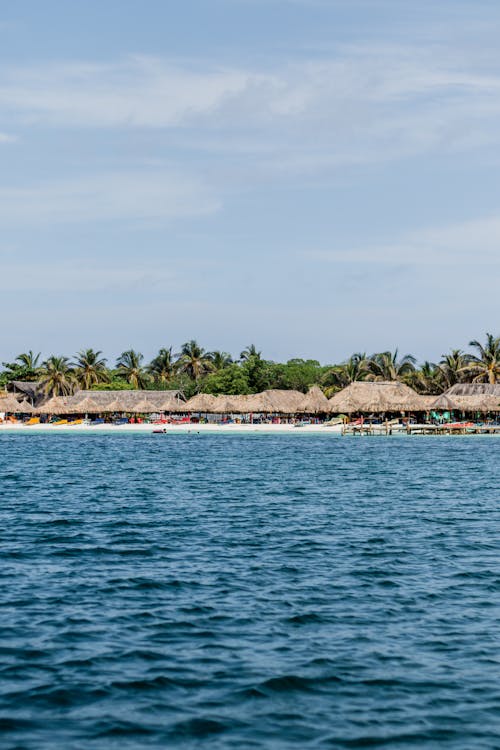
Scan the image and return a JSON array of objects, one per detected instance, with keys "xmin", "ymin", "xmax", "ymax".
[{"xmin": 0, "ymin": 422, "xmax": 343, "ymax": 435}]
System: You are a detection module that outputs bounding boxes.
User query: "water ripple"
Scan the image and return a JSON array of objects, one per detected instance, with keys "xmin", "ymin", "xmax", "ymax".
[{"xmin": 0, "ymin": 434, "xmax": 499, "ymax": 748}]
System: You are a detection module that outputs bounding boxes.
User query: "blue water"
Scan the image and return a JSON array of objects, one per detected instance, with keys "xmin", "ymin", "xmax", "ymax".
[{"xmin": 1, "ymin": 434, "xmax": 500, "ymax": 749}]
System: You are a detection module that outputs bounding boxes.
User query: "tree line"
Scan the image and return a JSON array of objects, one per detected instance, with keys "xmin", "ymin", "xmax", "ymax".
[{"xmin": 1, "ymin": 335, "xmax": 500, "ymax": 398}]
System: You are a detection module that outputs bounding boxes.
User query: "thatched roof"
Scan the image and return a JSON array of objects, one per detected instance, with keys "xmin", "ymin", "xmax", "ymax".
[
  {"xmin": 184, "ymin": 393, "xmax": 220, "ymax": 412},
  {"xmin": 18, "ymin": 399, "xmax": 35, "ymax": 413},
  {"xmin": 297, "ymin": 386, "xmax": 330, "ymax": 414},
  {"xmin": 430, "ymin": 394, "xmax": 461, "ymax": 411},
  {"xmin": 0, "ymin": 395, "xmax": 23, "ymax": 412},
  {"xmin": 445, "ymin": 383, "xmax": 500, "ymax": 396},
  {"xmin": 453, "ymin": 395, "xmax": 500, "ymax": 412},
  {"xmin": 35, "ymin": 396, "xmax": 70, "ymax": 415},
  {"xmin": 128, "ymin": 399, "xmax": 160, "ymax": 414},
  {"xmin": 73, "ymin": 396, "xmax": 102, "ymax": 414},
  {"xmin": 441, "ymin": 384, "xmax": 500, "ymax": 412},
  {"xmin": 329, "ymin": 381, "xmax": 427, "ymax": 413},
  {"xmin": 7, "ymin": 381, "xmax": 45, "ymax": 405},
  {"xmin": 257, "ymin": 389, "xmax": 305, "ymax": 413},
  {"xmin": 66, "ymin": 389, "xmax": 185, "ymax": 413},
  {"xmin": 184, "ymin": 389, "xmax": 305, "ymax": 414}
]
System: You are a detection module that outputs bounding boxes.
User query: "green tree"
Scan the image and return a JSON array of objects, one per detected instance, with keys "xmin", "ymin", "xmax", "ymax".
[
  {"xmin": 39, "ymin": 356, "xmax": 75, "ymax": 397},
  {"xmin": 438, "ymin": 349, "xmax": 470, "ymax": 388},
  {"xmin": 240, "ymin": 344, "xmax": 261, "ymax": 361},
  {"xmin": 73, "ymin": 349, "xmax": 109, "ymax": 389},
  {"xmin": 116, "ymin": 350, "xmax": 149, "ymax": 389},
  {"xmin": 148, "ymin": 347, "xmax": 176, "ymax": 386},
  {"xmin": 1, "ymin": 350, "xmax": 41, "ymax": 382},
  {"xmin": 177, "ymin": 340, "xmax": 212, "ymax": 384},
  {"xmin": 465, "ymin": 333, "xmax": 500, "ymax": 384},
  {"xmin": 368, "ymin": 350, "xmax": 416, "ymax": 381},
  {"xmin": 203, "ymin": 363, "xmax": 250, "ymax": 395},
  {"xmin": 408, "ymin": 361, "xmax": 442, "ymax": 394},
  {"xmin": 323, "ymin": 353, "xmax": 369, "ymax": 395},
  {"xmin": 208, "ymin": 350, "xmax": 233, "ymax": 371}
]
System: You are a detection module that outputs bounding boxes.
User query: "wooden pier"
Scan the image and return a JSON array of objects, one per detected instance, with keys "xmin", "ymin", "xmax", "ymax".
[{"xmin": 342, "ymin": 423, "xmax": 500, "ymax": 436}]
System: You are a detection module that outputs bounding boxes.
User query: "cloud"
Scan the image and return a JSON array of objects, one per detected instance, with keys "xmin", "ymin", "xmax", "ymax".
[
  {"xmin": 0, "ymin": 132, "xmax": 16, "ymax": 143},
  {"xmin": 311, "ymin": 215, "xmax": 500, "ymax": 266},
  {"xmin": 0, "ymin": 171, "xmax": 220, "ymax": 224},
  {"xmin": 0, "ymin": 44, "xmax": 499, "ymax": 174}
]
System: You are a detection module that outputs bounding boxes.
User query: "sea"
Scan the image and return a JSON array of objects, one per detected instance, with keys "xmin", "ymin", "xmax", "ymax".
[{"xmin": 1, "ymin": 433, "xmax": 499, "ymax": 749}]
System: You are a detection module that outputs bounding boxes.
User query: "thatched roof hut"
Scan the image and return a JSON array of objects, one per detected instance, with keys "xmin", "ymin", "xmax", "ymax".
[
  {"xmin": 35, "ymin": 396, "xmax": 70, "ymax": 415},
  {"xmin": 329, "ymin": 381, "xmax": 427, "ymax": 414},
  {"xmin": 441, "ymin": 384, "xmax": 500, "ymax": 413},
  {"xmin": 0, "ymin": 395, "xmax": 23, "ymax": 412},
  {"xmin": 257, "ymin": 390, "xmax": 305, "ymax": 414},
  {"xmin": 18, "ymin": 399, "xmax": 35, "ymax": 413},
  {"xmin": 66, "ymin": 389, "xmax": 185, "ymax": 413},
  {"xmin": 297, "ymin": 386, "xmax": 331, "ymax": 414},
  {"xmin": 430, "ymin": 394, "xmax": 461, "ymax": 411},
  {"xmin": 184, "ymin": 393, "xmax": 219, "ymax": 412},
  {"xmin": 102, "ymin": 398, "xmax": 125, "ymax": 413},
  {"xmin": 445, "ymin": 383, "xmax": 500, "ymax": 396},
  {"xmin": 128, "ymin": 399, "xmax": 160, "ymax": 414},
  {"xmin": 8, "ymin": 381, "xmax": 45, "ymax": 405},
  {"xmin": 73, "ymin": 396, "xmax": 102, "ymax": 414}
]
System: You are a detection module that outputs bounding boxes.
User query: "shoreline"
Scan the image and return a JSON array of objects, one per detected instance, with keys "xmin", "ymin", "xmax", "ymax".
[
  {"xmin": 0, "ymin": 422, "xmax": 343, "ymax": 435},
  {"xmin": 1, "ymin": 422, "xmax": 499, "ymax": 436}
]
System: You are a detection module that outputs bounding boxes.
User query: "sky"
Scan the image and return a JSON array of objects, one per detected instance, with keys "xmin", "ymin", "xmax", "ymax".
[{"xmin": 1, "ymin": 0, "xmax": 499, "ymax": 365}]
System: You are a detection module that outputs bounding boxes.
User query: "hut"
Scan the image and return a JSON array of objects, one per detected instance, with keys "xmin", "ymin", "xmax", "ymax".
[
  {"xmin": 441, "ymin": 384, "xmax": 500, "ymax": 414},
  {"xmin": 257, "ymin": 390, "xmax": 304, "ymax": 414},
  {"xmin": 18, "ymin": 399, "xmax": 35, "ymax": 414},
  {"xmin": 72, "ymin": 396, "xmax": 102, "ymax": 414},
  {"xmin": 184, "ymin": 393, "xmax": 219, "ymax": 413},
  {"xmin": 429, "ymin": 393, "xmax": 461, "ymax": 412},
  {"xmin": 66, "ymin": 389, "xmax": 185, "ymax": 413},
  {"xmin": 128, "ymin": 399, "xmax": 160, "ymax": 414},
  {"xmin": 7, "ymin": 381, "xmax": 45, "ymax": 406},
  {"xmin": 329, "ymin": 381, "xmax": 427, "ymax": 415},
  {"xmin": 35, "ymin": 396, "xmax": 70, "ymax": 415},
  {"xmin": 297, "ymin": 386, "xmax": 331, "ymax": 414},
  {"xmin": 0, "ymin": 394, "xmax": 23, "ymax": 413}
]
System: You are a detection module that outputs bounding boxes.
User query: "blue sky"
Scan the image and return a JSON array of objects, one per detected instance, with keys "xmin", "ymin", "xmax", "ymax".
[{"xmin": 1, "ymin": 0, "xmax": 499, "ymax": 364}]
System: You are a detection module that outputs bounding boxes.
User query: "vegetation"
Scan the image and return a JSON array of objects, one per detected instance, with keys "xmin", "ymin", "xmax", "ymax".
[{"xmin": 1, "ymin": 334, "xmax": 499, "ymax": 397}]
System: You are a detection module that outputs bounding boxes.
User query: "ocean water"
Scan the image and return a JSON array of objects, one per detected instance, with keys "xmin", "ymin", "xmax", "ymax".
[{"xmin": 1, "ymin": 434, "xmax": 500, "ymax": 749}]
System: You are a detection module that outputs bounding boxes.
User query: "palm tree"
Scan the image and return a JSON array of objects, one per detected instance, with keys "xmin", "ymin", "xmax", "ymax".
[
  {"xmin": 368, "ymin": 349, "xmax": 416, "ymax": 381},
  {"xmin": 177, "ymin": 340, "xmax": 212, "ymax": 382},
  {"xmin": 208, "ymin": 351, "xmax": 233, "ymax": 371},
  {"xmin": 465, "ymin": 333, "xmax": 500, "ymax": 384},
  {"xmin": 438, "ymin": 349, "xmax": 470, "ymax": 388},
  {"xmin": 148, "ymin": 347, "xmax": 176, "ymax": 385},
  {"xmin": 73, "ymin": 349, "xmax": 109, "ymax": 389},
  {"xmin": 240, "ymin": 344, "xmax": 261, "ymax": 361},
  {"xmin": 116, "ymin": 350, "xmax": 149, "ymax": 389},
  {"xmin": 1, "ymin": 350, "xmax": 41, "ymax": 381},
  {"xmin": 409, "ymin": 361, "xmax": 442, "ymax": 394},
  {"xmin": 323, "ymin": 353, "xmax": 370, "ymax": 396},
  {"xmin": 39, "ymin": 356, "xmax": 75, "ymax": 396}
]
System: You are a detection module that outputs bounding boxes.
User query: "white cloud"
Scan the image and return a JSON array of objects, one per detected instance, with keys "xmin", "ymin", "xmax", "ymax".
[
  {"xmin": 0, "ymin": 45, "xmax": 498, "ymax": 172},
  {"xmin": 0, "ymin": 132, "xmax": 16, "ymax": 143},
  {"xmin": 311, "ymin": 215, "xmax": 500, "ymax": 266},
  {"xmin": 0, "ymin": 171, "xmax": 220, "ymax": 224}
]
